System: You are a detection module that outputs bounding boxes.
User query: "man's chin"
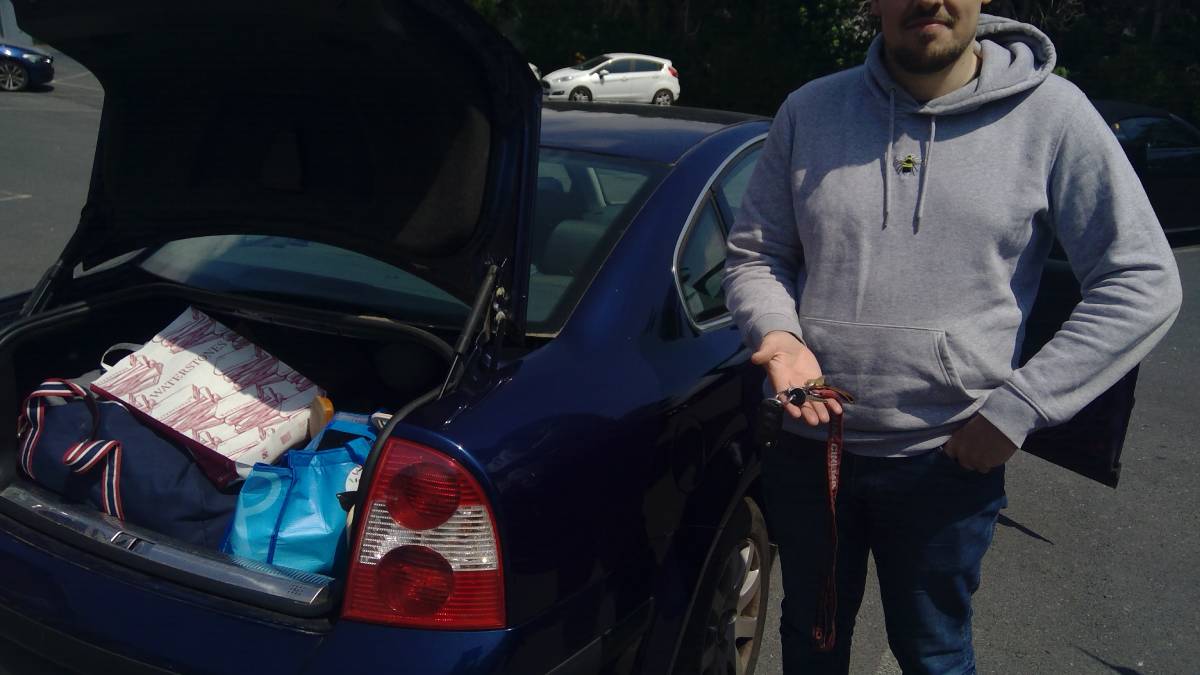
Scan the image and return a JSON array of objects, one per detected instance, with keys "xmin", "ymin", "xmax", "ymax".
[{"xmin": 890, "ymin": 43, "xmax": 969, "ymax": 75}]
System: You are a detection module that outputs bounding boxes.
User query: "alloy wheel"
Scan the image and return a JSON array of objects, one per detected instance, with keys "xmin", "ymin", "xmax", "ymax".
[
  {"xmin": 0, "ymin": 61, "xmax": 29, "ymax": 92},
  {"xmin": 700, "ymin": 538, "xmax": 764, "ymax": 675}
]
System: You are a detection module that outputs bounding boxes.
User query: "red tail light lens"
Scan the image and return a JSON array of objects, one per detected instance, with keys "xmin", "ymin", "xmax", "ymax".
[
  {"xmin": 342, "ymin": 438, "xmax": 504, "ymax": 629},
  {"xmin": 668, "ymin": 66, "xmax": 678, "ymax": 78},
  {"xmin": 378, "ymin": 546, "xmax": 455, "ymax": 615},
  {"xmin": 388, "ymin": 462, "xmax": 461, "ymax": 530}
]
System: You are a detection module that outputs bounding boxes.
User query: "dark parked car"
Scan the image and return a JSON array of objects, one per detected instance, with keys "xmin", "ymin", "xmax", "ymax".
[
  {"xmin": 0, "ymin": 2, "xmax": 779, "ymax": 674},
  {"xmin": 1093, "ymin": 99, "xmax": 1200, "ymax": 236},
  {"xmin": 0, "ymin": 41, "xmax": 53, "ymax": 91}
]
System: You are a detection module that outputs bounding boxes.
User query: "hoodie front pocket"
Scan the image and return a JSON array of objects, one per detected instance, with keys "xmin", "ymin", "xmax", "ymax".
[{"xmin": 800, "ymin": 317, "xmax": 974, "ymax": 432}]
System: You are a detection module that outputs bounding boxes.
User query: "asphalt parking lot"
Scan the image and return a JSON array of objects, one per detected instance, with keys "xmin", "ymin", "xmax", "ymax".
[{"xmin": 1, "ymin": 50, "xmax": 1198, "ymax": 674}]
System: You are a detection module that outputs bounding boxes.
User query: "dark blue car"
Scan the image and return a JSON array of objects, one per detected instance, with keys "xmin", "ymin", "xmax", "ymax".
[
  {"xmin": 0, "ymin": 1, "xmax": 779, "ymax": 673},
  {"xmin": 0, "ymin": 41, "xmax": 53, "ymax": 92}
]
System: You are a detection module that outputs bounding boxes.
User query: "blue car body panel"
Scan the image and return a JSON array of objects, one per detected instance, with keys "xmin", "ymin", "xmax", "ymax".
[{"xmin": 0, "ymin": 93, "xmax": 771, "ymax": 673}]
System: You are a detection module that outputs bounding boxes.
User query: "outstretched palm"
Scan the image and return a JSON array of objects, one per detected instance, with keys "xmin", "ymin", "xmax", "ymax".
[{"xmin": 751, "ymin": 331, "xmax": 842, "ymax": 426}]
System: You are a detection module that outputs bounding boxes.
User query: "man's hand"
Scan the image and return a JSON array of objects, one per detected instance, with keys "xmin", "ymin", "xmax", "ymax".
[
  {"xmin": 751, "ymin": 330, "xmax": 843, "ymax": 426},
  {"xmin": 943, "ymin": 414, "xmax": 1018, "ymax": 473}
]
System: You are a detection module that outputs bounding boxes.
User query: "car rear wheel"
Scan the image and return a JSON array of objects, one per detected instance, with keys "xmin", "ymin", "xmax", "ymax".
[
  {"xmin": 0, "ymin": 60, "xmax": 30, "ymax": 92},
  {"xmin": 652, "ymin": 89, "xmax": 675, "ymax": 106},
  {"xmin": 569, "ymin": 86, "xmax": 592, "ymax": 102},
  {"xmin": 674, "ymin": 496, "xmax": 770, "ymax": 675}
]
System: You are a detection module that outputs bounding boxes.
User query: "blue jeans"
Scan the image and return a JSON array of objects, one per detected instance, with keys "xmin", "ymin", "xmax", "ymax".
[{"xmin": 762, "ymin": 434, "xmax": 1007, "ymax": 675}]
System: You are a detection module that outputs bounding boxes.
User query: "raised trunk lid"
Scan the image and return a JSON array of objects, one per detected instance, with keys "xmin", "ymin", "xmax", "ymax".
[{"xmin": 12, "ymin": 0, "xmax": 540, "ymax": 333}]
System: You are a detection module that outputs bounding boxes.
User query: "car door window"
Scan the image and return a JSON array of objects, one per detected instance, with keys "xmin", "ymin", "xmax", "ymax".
[
  {"xmin": 676, "ymin": 199, "xmax": 729, "ymax": 325},
  {"xmin": 1115, "ymin": 115, "xmax": 1200, "ymax": 178},
  {"xmin": 1147, "ymin": 119, "xmax": 1200, "ymax": 149},
  {"xmin": 1112, "ymin": 116, "xmax": 1152, "ymax": 144},
  {"xmin": 1113, "ymin": 116, "xmax": 1200, "ymax": 148},
  {"xmin": 605, "ymin": 60, "xmax": 634, "ymax": 74},
  {"xmin": 714, "ymin": 144, "xmax": 764, "ymax": 227},
  {"xmin": 633, "ymin": 60, "xmax": 662, "ymax": 73}
]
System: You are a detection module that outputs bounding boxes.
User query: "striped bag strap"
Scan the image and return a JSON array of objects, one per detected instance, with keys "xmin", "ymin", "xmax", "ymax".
[{"xmin": 18, "ymin": 379, "xmax": 125, "ymax": 520}]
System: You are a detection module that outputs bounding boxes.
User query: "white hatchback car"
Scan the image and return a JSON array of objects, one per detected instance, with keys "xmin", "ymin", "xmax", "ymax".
[{"xmin": 541, "ymin": 53, "xmax": 680, "ymax": 105}]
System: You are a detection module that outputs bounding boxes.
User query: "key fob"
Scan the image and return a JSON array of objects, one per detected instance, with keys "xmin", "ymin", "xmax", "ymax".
[{"xmin": 755, "ymin": 397, "xmax": 785, "ymax": 448}]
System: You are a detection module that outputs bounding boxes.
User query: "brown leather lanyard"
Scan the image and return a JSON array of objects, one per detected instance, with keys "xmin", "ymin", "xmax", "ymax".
[
  {"xmin": 795, "ymin": 383, "xmax": 855, "ymax": 653},
  {"xmin": 759, "ymin": 380, "xmax": 855, "ymax": 651}
]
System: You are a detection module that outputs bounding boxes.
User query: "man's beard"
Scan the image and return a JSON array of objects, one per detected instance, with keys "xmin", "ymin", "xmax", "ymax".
[
  {"xmin": 888, "ymin": 32, "xmax": 975, "ymax": 74},
  {"xmin": 886, "ymin": 8, "xmax": 975, "ymax": 76}
]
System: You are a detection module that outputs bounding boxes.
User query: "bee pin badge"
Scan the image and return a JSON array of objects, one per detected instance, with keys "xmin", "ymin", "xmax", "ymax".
[{"xmin": 893, "ymin": 153, "xmax": 922, "ymax": 176}]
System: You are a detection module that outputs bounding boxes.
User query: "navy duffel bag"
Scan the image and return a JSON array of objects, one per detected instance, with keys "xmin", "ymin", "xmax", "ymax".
[{"xmin": 18, "ymin": 379, "xmax": 237, "ymax": 549}]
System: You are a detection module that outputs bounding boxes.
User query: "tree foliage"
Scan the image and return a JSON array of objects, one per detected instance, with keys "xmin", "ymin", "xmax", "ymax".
[
  {"xmin": 991, "ymin": 0, "xmax": 1200, "ymax": 123},
  {"xmin": 473, "ymin": 0, "xmax": 1199, "ymax": 122}
]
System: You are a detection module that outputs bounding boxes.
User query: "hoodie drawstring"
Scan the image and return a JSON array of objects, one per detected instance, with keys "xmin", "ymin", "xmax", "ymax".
[
  {"xmin": 883, "ymin": 89, "xmax": 895, "ymax": 229},
  {"xmin": 884, "ymin": 92, "xmax": 937, "ymax": 232},
  {"xmin": 915, "ymin": 115, "xmax": 936, "ymax": 232}
]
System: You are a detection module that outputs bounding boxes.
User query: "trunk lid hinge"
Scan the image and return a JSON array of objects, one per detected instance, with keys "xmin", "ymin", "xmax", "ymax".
[{"xmin": 437, "ymin": 260, "xmax": 509, "ymax": 399}]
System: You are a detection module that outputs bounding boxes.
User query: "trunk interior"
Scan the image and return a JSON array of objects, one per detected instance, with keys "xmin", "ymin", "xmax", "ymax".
[{"xmin": 0, "ymin": 284, "xmax": 455, "ymax": 617}]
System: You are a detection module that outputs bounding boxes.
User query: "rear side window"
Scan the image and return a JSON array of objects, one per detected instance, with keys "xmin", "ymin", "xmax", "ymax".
[
  {"xmin": 529, "ymin": 149, "xmax": 667, "ymax": 335},
  {"xmin": 674, "ymin": 139, "xmax": 765, "ymax": 329},
  {"xmin": 676, "ymin": 200, "xmax": 728, "ymax": 324},
  {"xmin": 633, "ymin": 60, "xmax": 663, "ymax": 73},
  {"xmin": 714, "ymin": 146, "xmax": 763, "ymax": 224}
]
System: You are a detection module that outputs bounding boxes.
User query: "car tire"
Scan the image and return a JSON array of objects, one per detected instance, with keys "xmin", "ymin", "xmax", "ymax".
[
  {"xmin": 568, "ymin": 86, "xmax": 593, "ymax": 102},
  {"xmin": 0, "ymin": 60, "xmax": 30, "ymax": 92},
  {"xmin": 673, "ymin": 496, "xmax": 771, "ymax": 675},
  {"xmin": 652, "ymin": 89, "xmax": 675, "ymax": 106}
]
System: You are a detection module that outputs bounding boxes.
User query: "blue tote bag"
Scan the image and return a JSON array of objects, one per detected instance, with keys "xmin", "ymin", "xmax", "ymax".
[{"xmin": 223, "ymin": 413, "xmax": 375, "ymax": 574}]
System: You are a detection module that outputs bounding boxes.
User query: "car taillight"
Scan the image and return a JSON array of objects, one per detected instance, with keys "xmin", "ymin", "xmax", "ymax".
[
  {"xmin": 668, "ymin": 66, "xmax": 678, "ymax": 78},
  {"xmin": 342, "ymin": 437, "xmax": 504, "ymax": 629}
]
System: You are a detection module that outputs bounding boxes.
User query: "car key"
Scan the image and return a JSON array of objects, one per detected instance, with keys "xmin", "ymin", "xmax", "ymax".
[{"xmin": 755, "ymin": 396, "xmax": 786, "ymax": 448}]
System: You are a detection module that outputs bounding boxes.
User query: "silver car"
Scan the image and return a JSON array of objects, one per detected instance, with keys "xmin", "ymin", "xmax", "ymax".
[{"xmin": 541, "ymin": 52, "xmax": 680, "ymax": 105}]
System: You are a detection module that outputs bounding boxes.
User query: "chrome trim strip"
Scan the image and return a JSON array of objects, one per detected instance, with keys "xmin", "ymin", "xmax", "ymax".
[
  {"xmin": 1, "ymin": 483, "xmax": 334, "ymax": 616},
  {"xmin": 670, "ymin": 134, "xmax": 768, "ymax": 334}
]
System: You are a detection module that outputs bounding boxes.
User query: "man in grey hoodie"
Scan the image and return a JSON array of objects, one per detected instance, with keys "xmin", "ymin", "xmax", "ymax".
[{"xmin": 723, "ymin": 0, "xmax": 1182, "ymax": 672}]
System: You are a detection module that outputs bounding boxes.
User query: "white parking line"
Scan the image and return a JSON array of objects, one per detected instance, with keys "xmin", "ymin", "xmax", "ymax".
[
  {"xmin": 53, "ymin": 71, "xmax": 97, "ymax": 82},
  {"xmin": 0, "ymin": 107, "xmax": 99, "ymax": 114},
  {"xmin": 0, "ymin": 192, "xmax": 33, "ymax": 203},
  {"xmin": 51, "ymin": 80, "xmax": 103, "ymax": 92}
]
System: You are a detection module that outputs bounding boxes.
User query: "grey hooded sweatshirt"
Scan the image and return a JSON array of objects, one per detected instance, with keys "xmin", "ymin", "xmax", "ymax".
[{"xmin": 723, "ymin": 15, "xmax": 1182, "ymax": 457}]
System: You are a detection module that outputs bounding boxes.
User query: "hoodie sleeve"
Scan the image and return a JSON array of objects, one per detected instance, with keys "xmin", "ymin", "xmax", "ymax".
[
  {"xmin": 723, "ymin": 97, "xmax": 806, "ymax": 349},
  {"xmin": 977, "ymin": 97, "xmax": 1182, "ymax": 447}
]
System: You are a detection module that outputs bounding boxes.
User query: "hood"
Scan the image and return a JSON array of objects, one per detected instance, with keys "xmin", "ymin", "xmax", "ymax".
[
  {"xmin": 865, "ymin": 13, "xmax": 1056, "ymax": 115},
  {"xmin": 543, "ymin": 66, "xmax": 593, "ymax": 83},
  {"xmin": 0, "ymin": 42, "xmax": 50, "ymax": 57},
  {"xmin": 13, "ymin": 0, "xmax": 541, "ymax": 318},
  {"xmin": 864, "ymin": 14, "xmax": 1056, "ymax": 231}
]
